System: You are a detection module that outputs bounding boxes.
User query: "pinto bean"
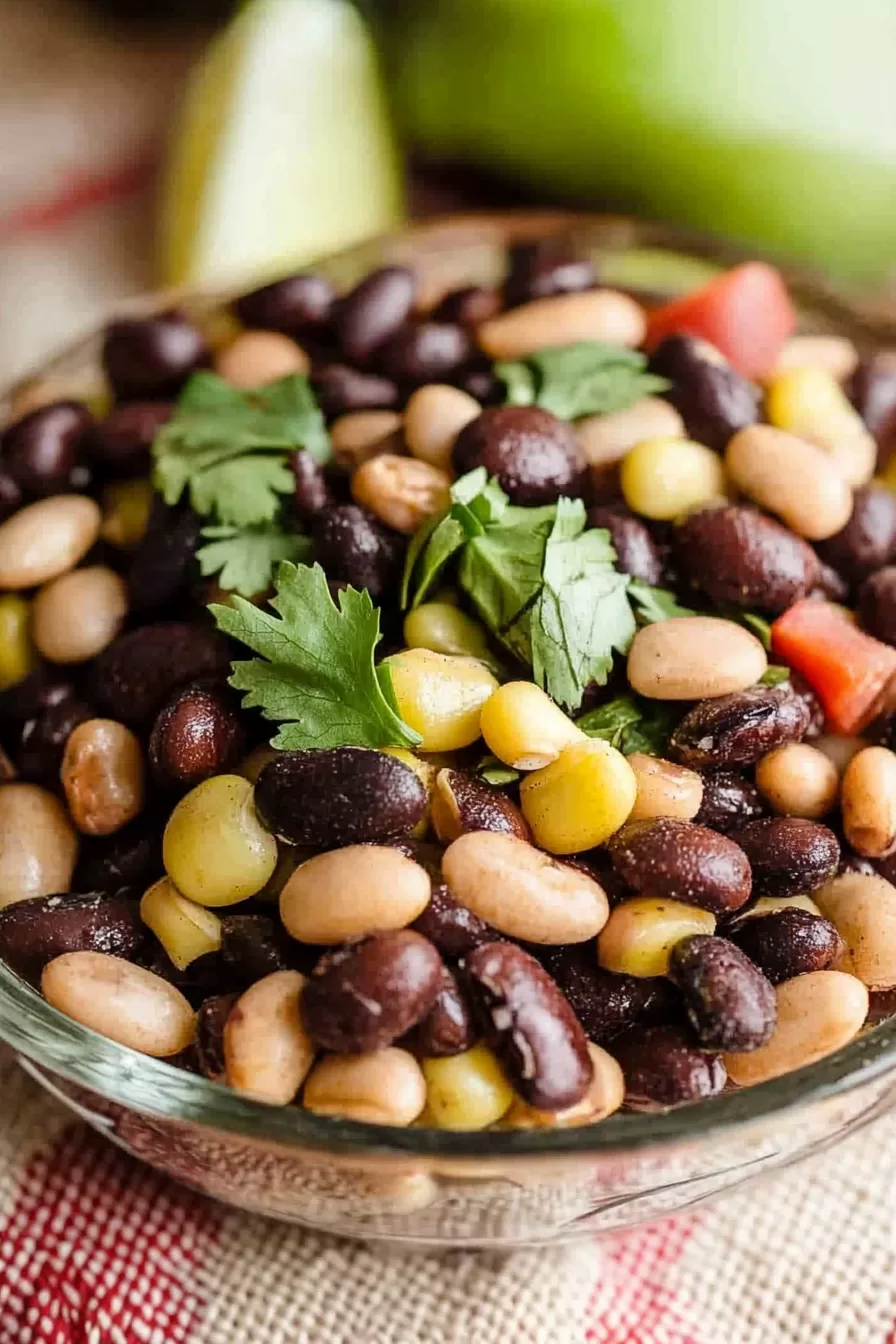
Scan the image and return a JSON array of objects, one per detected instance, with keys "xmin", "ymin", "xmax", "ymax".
[
  {"xmin": 725, "ymin": 425, "xmax": 853, "ymax": 541},
  {"xmin": 223, "ymin": 969, "xmax": 314, "ymax": 1104},
  {"xmin": 279, "ymin": 845, "xmax": 431, "ymax": 944},
  {"xmin": 813, "ymin": 871, "xmax": 896, "ymax": 989},
  {"xmin": 607, "ymin": 818, "xmax": 752, "ymax": 914},
  {"xmin": 43, "ymin": 951, "xmax": 195, "ymax": 1056},
  {"xmin": 478, "ymin": 290, "xmax": 646, "ymax": 361}
]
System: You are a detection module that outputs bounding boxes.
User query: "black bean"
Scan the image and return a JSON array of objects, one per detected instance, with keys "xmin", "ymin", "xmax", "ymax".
[
  {"xmin": 858, "ymin": 567, "xmax": 896, "ymax": 645},
  {"xmin": 695, "ymin": 770, "xmax": 768, "ymax": 833},
  {"xmin": 866, "ymin": 987, "xmax": 896, "ymax": 1023},
  {"xmin": 787, "ymin": 672, "xmax": 825, "ymax": 740},
  {"xmin": 410, "ymin": 883, "xmax": 499, "ymax": 959},
  {"xmin": 452, "ymin": 406, "xmax": 584, "ymax": 505},
  {"xmin": 730, "ymin": 908, "xmax": 844, "ymax": 984},
  {"xmin": 195, "ymin": 993, "xmax": 236, "ymax": 1082},
  {"xmin": 102, "ymin": 309, "xmax": 208, "ymax": 400},
  {"xmin": 503, "ymin": 239, "xmax": 595, "ymax": 308},
  {"xmin": 18, "ymin": 695, "xmax": 91, "ymax": 786},
  {"xmin": 290, "ymin": 449, "xmax": 331, "ymax": 520},
  {"xmin": 587, "ymin": 505, "xmax": 663, "ymax": 585},
  {"xmin": 335, "ymin": 266, "xmax": 417, "ymax": 363},
  {"xmin": 465, "ymin": 941, "xmax": 592, "ymax": 1110},
  {"xmin": 816, "ymin": 485, "xmax": 896, "ymax": 584},
  {"xmin": 149, "ymin": 680, "xmax": 245, "ymax": 791},
  {"xmin": 0, "ymin": 891, "xmax": 142, "ymax": 984},
  {"xmin": 143, "ymin": 946, "xmax": 231, "ymax": 1008},
  {"xmin": 813, "ymin": 559, "xmax": 850, "ymax": 603},
  {"xmin": 0, "ymin": 471, "xmax": 21, "ymax": 523},
  {"xmin": 302, "ymin": 930, "xmax": 442, "ymax": 1053},
  {"xmin": 0, "ymin": 672, "xmax": 76, "ymax": 735},
  {"xmin": 670, "ymin": 686, "xmax": 811, "ymax": 770},
  {"xmin": 608, "ymin": 818, "xmax": 752, "ymax": 914},
  {"xmin": 538, "ymin": 942, "xmax": 679, "ymax": 1042},
  {"xmin": 3, "ymin": 401, "xmax": 91, "ymax": 497},
  {"xmin": 406, "ymin": 965, "xmax": 476, "ymax": 1057},
  {"xmin": 375, "ymin": 321, "xmax": 473, "ymax": 386},
  {"xmin": 311, "ymin": 502, "xmax": 404, "ymax": 598},
  {"xmin": 310, "ymin": 364, "xmax": 400, "ymax": 418},
  {"xmin": 92, "ymin": 622, "xmax": 231, "ymax": 728},
  {"xmin": 731, "ymin": 818, "xmax": 839, "ymax": 898},
  {"xmin": 648, "ymin": 334, "xmax": 760, "ymax": 450},
  {"xmin": 86, "ymin": 401, "xmax": 174, "ymax": 477},
  {"xmin": 219, "ymin": 914, "xmax": 298, "ymax": 983},
  {"xmin": 458, "ymin": 368, "xmax": 502, "ymax": 405},
  {"xmin": 852, "ymin": 350, "xmax": 896, "ymax": 460},
  {"xmin": 668, "ymin": 934, "xmax": 776, "ymax": 1052},
  {"xmin": 234, "ymin": 273, "xmax": 335, "ymax": 336},
  {"xmin": 610, "ymin": 1024, "xmax": 727, "ymax": 1109},
  {"xmin": 127, "ymin": 497, "xmax": 201, "ymax": 615},
  {"xmin": 432, "ymin": 769, "xmax": 530, "ymax": 844},
  {"xmin": 74, "ymin": 811, "xmax": 163, "ymax": 893},
  {"xmin": 431, "ymin": 285, "xmax": 501, "ymax": 327},
  {"xmin": 674, "ymin": 505, "xmax": 819, "ymax": 615}
]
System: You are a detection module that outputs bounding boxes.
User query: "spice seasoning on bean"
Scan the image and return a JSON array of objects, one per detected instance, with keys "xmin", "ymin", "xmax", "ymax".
[
  {"xmin": 729, "ymin": 907, "xmax": 844, "ymax": 985},
  {"xmin": 431, "ymin": 768, "xmax": 530, "ymax": 844},
  {"xmin": 667, "ymin": 935, "xmax": 776, "ymax": 1052},
  {"xmin": 0, "ymin": 891, "xmax": 142, "ymax": 984},
  {"xmin": 669, "ymin": 685, "xmax": 812, "ymax": 770},
  {"xmin": 607, "ymin": 818, "xmax": 752, "ymax": 914},
  {"xmin": 674, "ymin": 505, "xmax": 820, "ymax": 615},
  {"xmin": 731, "ymin": 817, "xmax": 840, "ymax": 899},
  {"xmin": 813, "ymin": 872, "xmax": 896, "ymax": 989}
]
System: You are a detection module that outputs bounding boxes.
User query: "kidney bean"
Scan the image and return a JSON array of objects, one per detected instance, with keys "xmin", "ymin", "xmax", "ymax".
[
  {"xmin": 587, "ymin": 505, "xmax": 663, "ymax": 585},
  {"xmin": 503, "ymin": 238, "xmax": 595, "ymax": 308},
  {"xmin": 669, "ymin": 686, "xmax": 811, "ymax": 772},
  {"xmin": 234, "ymin": 272, "xmax": 334, "ymax": 336},
  {"xmin": 0, "ymin": 670, "xmax": 74, "ymax": 733},
  {"xmin": 726, "ymin": 425, "xmax": 853, "ymax": 541},
  {"xmin": 478, "ymin": 290, "xmax": 646, "ymax": 361},
  {"xmin": 219, "ymin": 912, "xmax": 301, "ymax": 984},
  {"xmin": 61, "ymin": 718, "xmax": 144, "ymax": 836},
  {"xmin": 0, "ymin": 471, "xmax": 21, "ymax": 524},
  {"xmin": 730, "ymin": 907, "xmax": 844, "ymax": 985},
  {"xmin": 431, "ymin": 768, "xmax": 530, "ymax": 845},
  {"xmin": 0, "ymin": 890, "xmax": 141, "ymax": 983},
  {"xmin": 815, "ymin": 485, "xmax": 896, "ymax": 585},
  {"xmin": 628, "ymin": 617, "xmax": 767, "ymax": 701},
  {"xmin": 3, "ymin": 401, "xmax": 91, "ymax": 497},
  {"xmin": 87, "ymin": 402, "xmax": 174, "ymax": 476},
  {"xmin": 608, "ymin": 818, "xmax": 752, "ymax": 914},
  {"xmin": 465, "ymin": 941, "xmax": 592, "ymax": 1110},
  {"xmin": 851, "ymin": 350, "xmax": 896, "ymax": 459},
  {"xmin": 335, "ymin": 266, "xmax": 416, "ymax": 363},
  {"xmin": 289, "ymin": 449, "xmax": 330, "ymax": 520},
  {"xmin": 43, "ymin": 951, "xmax": 196, "ymax": 1056},
  {"xmin": 102, "ymin": 309, "xmax": 207, "ymax": 401},
  {"xmin": 0, "ymin": 495, "xmax": 100, "ymax": 591},
  {"xmin": 814, "ymin": 559, "xmax": 850, "ymax": 603},
  {"xmin": 92, "ymin": 622, "xmax": 231, "ymax": 728},
  {"xmin": 17, "ymin": 694, "xmax": 91, "ymax": 786},
  {"xmin": 431, "ymin": 285, "xmax": 500, "ymax": 327},
  {"xmin": 311, "ymin": 502, "xmax": 404, "ymax": 599},
  {"xmin": 609, "ymin": 1024, "xmax": 726, "ymax": 1109},
  {"xmin": 195, "ymin": 992, "xmax": 236, "ymax": 1082},
  {"xmin": 459, "ymin": 368, "xmax": 502, "ymax": 404},
  {"xmin": 858, "ymin": 567, "xmax": 896, "ymax": 645},
  {"xmin": 375, "ymin": 321, "xmax": 473, "ymax": 386},
  {"xmin": 867, "ymin": 987, "xmax": 896, "ymax": 1023},
  {"xmin": 310, "ymin": 364, "xmax": 400, "ymax": 418},
  {"xmin": 668, "ymin": 934, "xmax": 776, "ymax": 1052},
  {"xmin": 731, "ymin": 817, "xmax": 839, "ymax": 898},
  {"xmin": 224, "ymin": 970, "xmax": 313, "ymax": 1104},
  {"xmin": 404, "ymin": 965, "xmax": 475, "ymax": 1058},
  {"xmin": 410, "ymin": 883, "xmax": 499, "ymax": 959},
  {"xmin": 452, "ymin": 406, "xmax": 584, "ymax": 505},
  {"xmin": 504, "ymin": 1041, "xmax": 625, "ymax": 1129},
  {"xmin": 126, "ymin": 497, "xmax": 201, "ymax": 616},
  {"xmin": 787, "ymin": 672, "xmax": 825, "ymax": 740},
  {"xmin": 674, "ymin": 506, "xmax": 819, "ymax": 615},
  {"xmin": 539, "ymin": 942, "xmax": 680, "ymax": 1041},
  {"xmin": 280, "ymin": 844, "xmax": 431, "ymax": 944},
  {"xmin": 149, "ymin": 681, "xmax": 245, "ymax": 792},
  {"xmin": 647, "ymin": 335, "xmax": 760, "ymax": 450},
  {"xmin": 75, "ymin": 812, "xmax": 163, "ymax": 893},
  {"xmin": 301, "ymin": 929, "xmax": 442, "ymax": 1053}
]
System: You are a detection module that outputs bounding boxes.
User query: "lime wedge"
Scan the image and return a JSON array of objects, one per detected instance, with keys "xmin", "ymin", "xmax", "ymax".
[{"xmin": 160, "ymin": 0, "xmax": 404, "ymax": 289}]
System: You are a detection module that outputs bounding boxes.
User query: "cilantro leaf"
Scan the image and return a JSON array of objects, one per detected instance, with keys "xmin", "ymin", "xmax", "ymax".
[
  {"xmin": 576, "ymin": 693, "xmax": 680, "ymax": 756},
  {"xmin": 403, "ymin": 469, "xmax": 512, "ymax": 610},
  {"xmin": 210, "ymin": 562, "xmax": 421, "ymax": 750},
  {"xmin": 458, "ymin": 503, "xmax": 557, "ymax": 660},
  {"xmin": 189, "ymin": 456, "xmax": 296, "ymax": 526},
  {"xmin": 628, "ymin": 581, "xmax": 697, "ymax": 624},
  {"xmin": 740, "ymin": 612, "xmax": 773, "ymax": 650},
  {"xmin": 198, "ymin": 523, "xmax": 312, "ymax": 598},
  {"xmin": 496, "ymin": 342, "xmax": 669, "ymax": 420},
  {"xmin": 760, "ymin": 664, "xmax": 791, "ymax": 686},
  {"xmin": 476, "ymin": 755, "xmax": 521, "ymax": 787}
]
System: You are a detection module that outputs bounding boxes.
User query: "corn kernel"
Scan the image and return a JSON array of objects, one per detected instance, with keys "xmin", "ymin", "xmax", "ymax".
[
  {"xmin": 520, "ymin": 739, "xmax": 636, "ymax": 853},
  {"xmin": 100, "ymin": 478, "xmax": 154, "ymax": 550},
  {"xmin": 382, "ymin": 748, "xmax": 437, "ymax": 837},
  {"xmin": 403, "ymin": 602, "xmax": 496, "ymax": 668},
  {"xmin": 0, "ymin": 595, "xmax": 34, "ymax": 691},
  {"xmin": 422, "ymin": 1044, "xmax": 515, "ymax": 1131},
  {"xmin": 597, "ymin": 896, "xmax": 716, "ymax": 977},
  {"xmin": 620, "ymin": 436, "xmax": 726, "ymax": 520},
  {"xmin": 140, "ymin": 876, "xmax": 222, "ymax": 970},
  {"xmin": 480, "ymin": 681, "xmax": 586, "ymax": 770},
  {"xmin": 163, "ymin": 775, "xmax": 278, "ymax": 906},
  {"xmin": 766, "ymin": 367, "xmax": 875, "ymax": 487},
  {"xmin": 385, "ymin": 648, "xmax": 498, "ymax": 752}
]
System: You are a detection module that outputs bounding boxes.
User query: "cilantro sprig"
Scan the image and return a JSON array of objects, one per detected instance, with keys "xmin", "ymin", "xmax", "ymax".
[
  {"xmin": 496, "ymin": 341, "xmax": 669, "ymax": 420},
  {"xmin": 198, "ymin": 524, "xmax": 312, "ymax": 599},
  {"xmin": 576, "ymin": 694, "xmax": 681, "ymax": 757}
]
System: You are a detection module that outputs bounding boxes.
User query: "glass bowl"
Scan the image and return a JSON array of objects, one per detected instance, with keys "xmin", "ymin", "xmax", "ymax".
[{"xmin": 2, "ymin": 212, "xmax": 896, "ymax": 1249}]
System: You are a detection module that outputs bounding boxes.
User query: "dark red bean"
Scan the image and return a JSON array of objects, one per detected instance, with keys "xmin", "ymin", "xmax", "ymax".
[
  {"xmin": 452, "ymin": 406, "xmax": 584, "ymax": 505},
  {"xmin": 432, "ymin": 768, "xmax": 531, "ymax": 844},
  {"xmin": 0, "ymin": 471, "xmax": 22, "ymax": 523},
  {"xmin": 458, "ymin": 367, "xmax": 502, "ymax": 405},
  {"xmin": 3, "ymin": 401, "xmax": 91, "ymax": 497},
  {"xmin": 866, "ymin": 987, "xmax": 896, "ymax": 1023},
  {"xmin": 142, "ymin": 947, "xmax": 229, "ymax": 1008},
  {"xmin": 311, "ymin": 502, "xmax": 404, "ymax": 598},
  {"xmin": 335, "ymin": 266, "xmax": 417, "ymax": 363},
  {"xmin": 730, "ymin": 908, "xmax": 844, "ymax": 984},
  {"xmin": 816, "ymin": 485, "xmax": 896, "ymax": 584},
  {"xmin": 465, "ymin": 941, "xmax": 592, "ymax": 1110},
  {"xmin": 233, "ymin": 273, "xmax": 334, "ymax": 336},
  {"xmin": 127, "ymin": 497, "xmax": 201, "ymax": 615},
  {"xmin": 0, "ymin": 672, "xmax": 76, "ymax": 734},
  {"xmin": 310, "ymin": 364, "xmax": 400, "ymax": 418},
  {"xmin": 674, "ymin": 505, "xmax": 819, "ymax": 615},
  {"xmin": 668, "ymin": 934, "xmax": 776, "ymax": 1052},
  {"xmin": 503, "ymin": 239, "xmax": 595, "ymax": 308},
  {"xmin": 858, "ymin": 566, "xmax": 896, "ymax": 645},
  {"xmin": 406, "ymin": 965, "xmax": 476, "ymax": 1057},
  {"xmin": 813, "ymin": 559, "xmax": 850, "ymax": 603},
  {"xmin": 149, "ymin": 680, "xmax": 245, "ymax": 791},
  {"xmin": 290, "ymin": 449, "xmax": 331, "ymax": 520},
  {"xmin": 669, "ymin": 686, "xmax": 811, "ymax": 770},
  {"xmin": 410, "ymin": 883, "xmax": 499, "ymax": 959},
  {"xmin": 731, "ymin": 818, "xmax": 839, "ymax": 898},
  {"xmin": 695, "ymin": 770, "xmax": 767, "ymax": 833},
  {"xmin": 17, "ymin": 695, "xmax": 91, "ymax": 786},
  {"xmin": 587, "ymin": 505, "xmax": 663, "ymax": 585},
  {"xmin": 102, "ymin": 309, "xmax": 208, "ymax": 401},
  {"xmin": 86, "ymin": 401, "xmax": 174, "ymax": 478},
  {"xmin": 852, "ymin": 351, "xmax": 896, "ymax": 464},
  {"xmin": 0, "ymin": 891, "xmax": 141, "ymax": 984},
  {"xmin": 195, "ymin": 993, "xmax": 236, "ymax": 1082},
  {"xmin": 301, "ymin": 930, "xmax": 442, "ymax": 1053},
  {"xmin": 610, "ymin": 1024, "xmax": 726, "ymax": 1109},
  {"xmin": 375, "ymin": 322, "xmax": 473, "ymax": 385},
  {"xmin": 838, "ymin": 846, "xmax": 877, "ymax": 877},
  {"xmin": 92, "ymin": 622, "xmax": 231, "ymax": 728},
  {"xmin": 538, "ymin": 942, "xmax": 679, "ymax": 1042},
  {"xmin": 74, "ymin": 811, "xmax": 163, "ymax": 894},
  {"xmin": 431, "ymin": 285, "xmax": 501, "ymax": 328},
  {"xmin": 255, "ymin": 747, "xmax": 427, "ymax": 847},
  {"xmin": 787, "ymin": 672, "xmax": 825, "ymax": 740},
  {"xmin": 219, "ymin": 913, "xmax": 297, "ymax": 983},
  {"xmin": 647, "ymin": 334, "xmax": 760, "ymax": 450},
  {"xmin": 608, "ymin": 818, "xmax": 752, "ymax": 914}
]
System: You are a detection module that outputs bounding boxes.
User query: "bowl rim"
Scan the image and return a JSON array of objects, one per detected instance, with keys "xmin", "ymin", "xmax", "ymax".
[{"xmin": 3, "ymin": 208, "xmax": 896, "ymax": 1162}]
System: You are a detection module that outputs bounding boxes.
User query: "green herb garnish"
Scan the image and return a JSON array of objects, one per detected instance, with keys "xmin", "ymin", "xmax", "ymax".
[
  {"xmin": 740, "ymin": 612, "xmax": 773, "ymax": 650},
  {"xmin": 496, "ymin": 341, "xmax": 669, "ymax": 420},
  {"xmin": 576, "ymin": 693, "xmax": 681, "ymax": 757},
  {"xmin": 197, "ymin": 523, "xmax": 312, "ymax": 599},
  {"xmin": 477, "ymin": 755, "xmax": 521, "ymax": 787},
  {"xmin": 628, "ymin": 581, "xmax": 697, "ymax": 624},
  {"xmin": 760, "ymin": 664, "xmax": 791, "ymax": 687},
  {"xmin": 210, "ymin": 561, "xmax": 420, "ymax": 750}
]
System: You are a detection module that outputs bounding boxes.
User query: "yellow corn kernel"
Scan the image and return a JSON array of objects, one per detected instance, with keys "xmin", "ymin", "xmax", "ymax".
[
  {"xmin": 520, "ymin": 739, "xmax": 637, "ymax": 854},
  {"xmin": 422, "ymin": 1044, "xmax": 515, "ymax": 1131},
  {"xmin": 480, "ymin": 681, "xmax": 586, "ymax": 771},
  {"xmin": 163, "ymin": 775, "xmax": 278, "ymax": 906},
  {"xmin": 597, "ymin": 896, "xmax": 716, "ymax": 977},
  {"xmin": 385, "ymin": 648, "xmax": 498, "ymax": 752},
  {"xmin": 766, "ymin": 367, "xmax": 875, "ymax": 487},
  {"xmin": 733, "ymin": 894, "xmax": 823, "ymax": 922},
  {"xmin": 620, "ymin": 436, "xmax": 726, "ymax": 520},
  {"xmin": 403, "ymin": 602, "xmax": 496, "ymax": 668},
  {"xmin": 382, "ymin": 748, "xmax": 437, "ymax": 837},
  {"xmin": 140, "ymin": 876, "xmax": 222, "ymax": 970},
  {"xmin": 0, "ymin": 595, "xmax": 34, "ymax": 691},
  {"xmin": 100, "ymin": 478, "xmax": 154, "ymax": 550}
]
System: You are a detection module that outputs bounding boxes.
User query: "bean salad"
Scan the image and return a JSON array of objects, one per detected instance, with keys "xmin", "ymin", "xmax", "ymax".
[{"xmin": 1, "ymin": 239, "xmax": 896, "ymax": 1131}]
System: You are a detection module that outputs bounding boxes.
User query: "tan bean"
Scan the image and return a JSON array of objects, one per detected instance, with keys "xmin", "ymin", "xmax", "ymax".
[
  {"xmin": 279, "ymin": 844, "xmax": 431, "ymax": 944},
  {"xmin": 812, "ymin": 734, "xmax": 869, "ymax": 775},
  {"xmin": 61, "ymin": 718, "xmax": 145, "ymax": 836},
  {"xmin": 503, "ymin": 1043, "xmax": 624, "ymax": 1129},
  {"xmin": 755, "ymin": 743, "xmax": 840, "ymax": 820},
  {"xmin": 627, "ymin": 616, "xmax": 767, "ymax": 700},
  {"xmin": 33, "ymin": 565, "xmax": 127, "ymax": 664},
  {"xmin": 352, "ymin": 453, "xmax": 451, "ymax": 534},
  {"xmin": 627, "ymin": 753, "xmax": 703, "ymax": 822},
  {"xmin": 813, "ymin": 872, "xmax": 896, "ymax": 989},
  {"xmin": 770, "ymin": 335, "xmax": 859, "ymax": 383},
  {"xmin": 404, "ymin": 384, "xmax": 480, "ymax": 470},
  {"xmin": 478, "ymin": 289, "xmax": 646, "ymax": 361},
  {"xmin": 724, "ymin": 970, "xmax": 868, "ymax": 1086},
  {"xmin": 0, "ymin": 495, "xmax": 101, "ymax": 589},
  {"xmin": 42, "ymin": 951, "xmax": 194, "ymax": 1056},
  {"xmin": 224, "ymin": 970, "xmax": 314, "ymax": 1104},
  {"xmin": 302, "ymin": 1048, "xmax": 426, "ymax": 1126},
  {"xmin": 10, "ymin": 374, "xmax": 109, "ymax": 422},
  {"xmin": 441, "ymin": 831, "xmax": 609, "ymax": 944},
  {"xmin": 841, "ymin": 746, "xmax": 896, "ymax": 857},
  {"xmin": 0, "ymin": 783, "xmax": 77, "ymax": 910},
  {"xmin": 215, "ymin": 330, "xmax": 309, "ymax": 388},
  {"xmin": 576, "ymin": 396, "xmax": 685, "ymax": 469},
  {"xmin": 725, "ymin": 425, "xmax": 853, "ymax": 540},
  {"xmin": 731, "ymin": 894, "xmax": 824, "ymax": 923},
  {"xmin": 329, "ymin": 410, "xmax": 403, "ymax": 468}
]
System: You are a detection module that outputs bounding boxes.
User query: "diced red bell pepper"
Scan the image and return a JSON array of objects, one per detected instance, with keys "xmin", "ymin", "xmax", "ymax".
[
  {"xmin": 645, "ymin": 262, "xmax": 796, "ymax": 379},
  {"xmin": 771, "ymin": 598, "xmax": 896, "ymax": 734}
]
